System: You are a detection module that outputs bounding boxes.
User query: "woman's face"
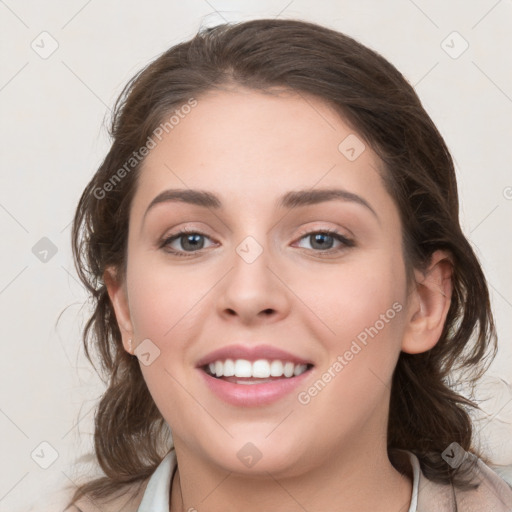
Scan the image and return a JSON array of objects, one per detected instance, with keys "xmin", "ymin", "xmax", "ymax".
[{"xmin": 110, "ymin": 87, "xmax": 417, "ymax": 476}]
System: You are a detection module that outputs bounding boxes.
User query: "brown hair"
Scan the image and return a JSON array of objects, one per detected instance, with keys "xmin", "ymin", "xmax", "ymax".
[{"xmin": 67, "ymin": 18, "xmax": 497, "ymax": 509}]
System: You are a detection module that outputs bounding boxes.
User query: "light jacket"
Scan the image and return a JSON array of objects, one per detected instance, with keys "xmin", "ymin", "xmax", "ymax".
[{"xmin": 41, "ymin": 448, "xmax": 512, "ymax": 511}]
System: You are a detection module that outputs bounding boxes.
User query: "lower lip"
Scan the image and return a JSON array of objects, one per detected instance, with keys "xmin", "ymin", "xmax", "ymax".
[{"xmin": 198, "ymin": 368, "xmax": 314, "ymax": 407}]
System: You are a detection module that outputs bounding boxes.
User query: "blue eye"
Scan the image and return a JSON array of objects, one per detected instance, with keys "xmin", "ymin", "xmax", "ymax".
[
  {"xmin": 159, "ymin": 229, "xmax": 215, "ymax": 256},
  {"xmin": 159, "ymin": 227, "xmax": 354, "ymax": 257},
  {"xmin": 295, "ymin": 228, "xmax": 355, "ymax": 253}
]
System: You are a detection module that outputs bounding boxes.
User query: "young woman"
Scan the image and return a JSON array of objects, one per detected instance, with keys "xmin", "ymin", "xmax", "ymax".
[{"xmin": 65, "ymin": 18, "xmax": 512, "ymax": 512}]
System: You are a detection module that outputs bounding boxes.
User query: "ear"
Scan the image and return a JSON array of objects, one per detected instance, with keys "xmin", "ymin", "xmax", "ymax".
[
  {"xmin": 103, "ymin": 266, "xmax": 133, "ymax": 355},
  {"xmin": 401, "ymin": 250, "xmax": 453, "ymax": 354}
]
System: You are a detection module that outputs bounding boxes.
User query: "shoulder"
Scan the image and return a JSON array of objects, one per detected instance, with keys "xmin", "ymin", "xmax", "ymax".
[
  {"xmin": 415, "ymin": 453, "xmax": 512, "ymax": 511},
  {"xmin": 35, "ymin": 450, "xmax": 176, "ymax": 512},
  {"xmin": 30, "ymin": 480, "xmax": 148, "ymax": 512}
]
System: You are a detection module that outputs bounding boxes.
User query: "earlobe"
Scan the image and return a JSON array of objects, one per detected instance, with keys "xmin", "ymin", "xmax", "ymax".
[
  {"xmin": 103, "ymin": 266, "xmax": 134, "ymax": 354},
  {"xmin": 401, "ymin": 250, "xmax": 453, "ymax": 355}
]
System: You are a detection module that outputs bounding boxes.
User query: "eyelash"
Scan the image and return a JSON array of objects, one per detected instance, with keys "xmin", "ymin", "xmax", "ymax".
[{"xmin": 159, "ymin": 227, "xmax": 355, "ymax": 258}]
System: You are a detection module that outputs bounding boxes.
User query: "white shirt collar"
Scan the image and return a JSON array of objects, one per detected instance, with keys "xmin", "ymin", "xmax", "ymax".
[
  {"xmin": 408, "ymin": 449, "xmax": 420, "ymax": 511},
  {"xmin": 136, "ymin": 449, "xmax": 176, "ymax": 512},
  {"xmin": 136, "ymin": 449, "xmax": 420, "ymax": 512}
]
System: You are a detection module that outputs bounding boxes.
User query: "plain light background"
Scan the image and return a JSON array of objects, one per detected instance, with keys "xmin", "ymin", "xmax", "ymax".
[{"xmin": 1, "ymin": 1, "xmax": 511, "ymax": 510}]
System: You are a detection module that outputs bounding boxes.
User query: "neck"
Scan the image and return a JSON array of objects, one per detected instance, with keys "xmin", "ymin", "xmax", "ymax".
[{"xmin": 169, "ymin": 439, "xmax": 413, "ymax": 512}]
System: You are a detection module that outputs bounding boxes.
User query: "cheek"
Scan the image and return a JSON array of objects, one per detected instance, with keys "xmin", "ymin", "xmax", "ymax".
[
  {"xmin": 124, "ymin": 253, "xmax": 205, "ymax": 403},
  {"xmin": 127, "ymin": 258, "xmax": 201, "ymax": 423},
  {"xmin": 126, "ymin": 250, "xmax": 202, "ymax": 341},
  {"xmin": 295, "ymin": 251, "xmax": 407, "ymax": 401},
  {"xmin": 294, "ymin": 269, "xmax": 406, "ymax": 430},
  {"xmin": 299, "ymin": 251, "xmax": 407, "ymax": 349}
]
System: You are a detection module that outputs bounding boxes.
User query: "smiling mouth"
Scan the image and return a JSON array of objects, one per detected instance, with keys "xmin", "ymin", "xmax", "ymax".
[{"xmin": 202, "ymin": 359, "xmax": 315, "ymax": 384}]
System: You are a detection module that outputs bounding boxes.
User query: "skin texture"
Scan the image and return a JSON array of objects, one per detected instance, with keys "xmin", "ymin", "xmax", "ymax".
[{"xmin": 105, "ymin": 87, "xmax": 453, "ymax": 512}]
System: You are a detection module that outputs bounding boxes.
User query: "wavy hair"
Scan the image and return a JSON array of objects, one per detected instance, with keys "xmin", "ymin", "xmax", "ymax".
[{"xmin": 67, "ymin": 18, "xmax": 497, "ymax": 509}]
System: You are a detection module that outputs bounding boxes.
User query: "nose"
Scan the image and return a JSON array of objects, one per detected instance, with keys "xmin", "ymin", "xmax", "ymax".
[{"xmin": 215, "ymin": 236, "xmax": 291, "ymax": 325}]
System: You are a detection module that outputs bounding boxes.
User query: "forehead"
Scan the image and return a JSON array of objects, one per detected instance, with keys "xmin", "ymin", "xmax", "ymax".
[{"xmin": 131, "ymin": 88, "xmax": 395, "ymax": 222}]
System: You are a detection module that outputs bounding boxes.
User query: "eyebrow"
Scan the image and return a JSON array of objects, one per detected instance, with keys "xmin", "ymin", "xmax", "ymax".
[{"xmin": 142, "ymin": 187, "xmax": 379, "ymax": 222}]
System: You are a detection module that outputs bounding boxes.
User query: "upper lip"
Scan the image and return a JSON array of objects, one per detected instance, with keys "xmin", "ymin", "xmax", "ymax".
[{"xmin": 195, "ymin": 344, "xmax": 314, "ymax": 368}]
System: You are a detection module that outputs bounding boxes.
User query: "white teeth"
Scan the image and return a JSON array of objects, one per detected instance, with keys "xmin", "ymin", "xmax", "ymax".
[
  {"xmin": 252, "ymin": 359, "xmax": 270, "ymax": 378},
  {"xmin": 270, "ymin": 360, "xmax": 283, "ymax": 376},
  {"xmin": 236, "ymin": 379, "xmax": 274, "ymax": 385},
  {"xmin": 205, "ymin": 358, "xmax": 310, "ymax": 379},
  {"xmin": 283, "ymin": 362, "xmax": 295, "ymax": 378},
  {"xmin": 294, "ymin": 364, "xmax": 307, "ymax": 376},
  {"xmin": 223, "ymin": 359, "xmax": 235, "ymax": 377},
  {"xmin": 234, "ymin": 359, "xmax": 252, "ymax": 377}
]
